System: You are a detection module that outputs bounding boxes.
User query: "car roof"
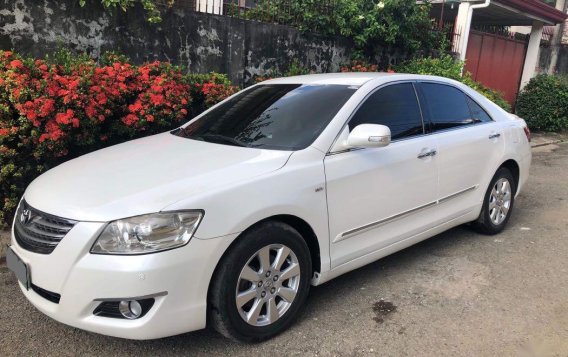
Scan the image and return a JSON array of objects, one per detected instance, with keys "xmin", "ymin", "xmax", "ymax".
[
  {"xmin": 260, "ymin": 72, "xmax": 457, "ymax": 87},
  {"xmin": 260, "ymin": 72, "xmax": 393, "ymax": 86}
]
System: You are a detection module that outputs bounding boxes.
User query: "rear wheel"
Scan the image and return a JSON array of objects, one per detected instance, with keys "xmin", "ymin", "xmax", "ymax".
[
  {"xmin": 473, "ymin": 167, "xmax": 516, "ymax": 235},
  {"xmin": 209, "ymin": 221, "xmax": 311, "ymax": 342}
]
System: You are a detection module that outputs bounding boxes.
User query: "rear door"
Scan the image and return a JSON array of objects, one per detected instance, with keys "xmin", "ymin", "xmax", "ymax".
[{"xmin": 417, "ymin": 82, "xmax": 504, "ymax": 213}]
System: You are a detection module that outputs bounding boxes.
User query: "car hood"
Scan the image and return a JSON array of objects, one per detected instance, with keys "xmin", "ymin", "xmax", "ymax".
[{"xmin": 24, "ymin": 133, "xmax": 292, "ymax": 222}]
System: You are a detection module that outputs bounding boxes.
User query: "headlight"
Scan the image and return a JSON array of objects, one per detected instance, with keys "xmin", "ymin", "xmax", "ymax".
[{"xmin": 90, "ymin": 211, "xmax": 203, "ymax": 255}]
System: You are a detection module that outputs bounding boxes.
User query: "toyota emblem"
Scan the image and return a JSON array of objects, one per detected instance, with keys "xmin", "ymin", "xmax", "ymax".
[{"xmin": 20, "ymin": 209, "xmax": 31, "ymax": 225}]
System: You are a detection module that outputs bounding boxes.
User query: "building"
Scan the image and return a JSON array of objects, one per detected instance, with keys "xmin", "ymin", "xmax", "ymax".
[{"xmin": 429, "ymin": 0, "xmax": 567, "ymax": 105}]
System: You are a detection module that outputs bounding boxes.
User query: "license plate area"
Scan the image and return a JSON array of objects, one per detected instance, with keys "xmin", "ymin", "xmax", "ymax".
[{"xmin": 6, "ymin": 247, "xmax": 30, "ymax": 290}]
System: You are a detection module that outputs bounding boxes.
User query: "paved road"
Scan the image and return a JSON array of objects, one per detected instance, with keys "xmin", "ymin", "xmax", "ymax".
[{"xmin": 1, "ymin": 143, "xmax": 567, "ymax": 357}]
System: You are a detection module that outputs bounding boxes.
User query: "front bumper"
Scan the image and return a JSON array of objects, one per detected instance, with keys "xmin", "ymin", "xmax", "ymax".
[{"xmin": 10, "ymin": 222, "xmax": 235, "ymax": 340}]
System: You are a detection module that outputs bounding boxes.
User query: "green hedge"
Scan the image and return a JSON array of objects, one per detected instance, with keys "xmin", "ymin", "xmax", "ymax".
[{"xmin": 516, "ymin": 74, "xmax": 568, "ymax": 132}]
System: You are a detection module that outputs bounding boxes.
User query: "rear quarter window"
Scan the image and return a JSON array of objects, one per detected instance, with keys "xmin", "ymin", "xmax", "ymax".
[
  {"xmin": 466, "ymin": 96, "xmax": 493, "ymax": 123},
  {"xmin": 420, "ymin": 83, "xmax": 475, "ymax": 131}
]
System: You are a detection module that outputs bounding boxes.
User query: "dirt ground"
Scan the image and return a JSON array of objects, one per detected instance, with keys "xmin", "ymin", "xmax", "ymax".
[{"xmin": 1, "ymin": 143, "xmax": 567, "ymax": 357}]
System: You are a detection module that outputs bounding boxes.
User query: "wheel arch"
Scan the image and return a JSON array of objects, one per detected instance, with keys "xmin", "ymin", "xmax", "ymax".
[
  {"xmin": 206, "ymin": 214, "xmax": 321, "ymax": 312},
  {"xmin": 499, "ymin": 159, "xmax": 520, "ymax": 194},
  {"xmin": 215, "ymin": 215, "xmax": 321, "ymax": 275}
]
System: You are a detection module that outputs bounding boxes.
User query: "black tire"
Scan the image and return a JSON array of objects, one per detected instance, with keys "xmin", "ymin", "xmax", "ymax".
[
  {"xmin": 473, "ymin": 167, "xmax": 516, "ymax": 235},
  {"xmin": 208, "ymin": 221, "xmax": 312, "ymax": 342}
]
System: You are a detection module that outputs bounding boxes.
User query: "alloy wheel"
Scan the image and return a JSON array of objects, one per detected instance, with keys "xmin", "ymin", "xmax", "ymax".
[
  {"xmin": 488, "ymin": 178, "xmax": 512, "ymax": 225},
  {"xmin": 235, "ymin": 244, "xmax": 301, "ymax": 327}
]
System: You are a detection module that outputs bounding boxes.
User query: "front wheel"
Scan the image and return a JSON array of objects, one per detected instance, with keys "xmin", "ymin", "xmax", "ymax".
[
  {"xmin": 208, "ymin": 221, "xmax": 312, "ymax": 342},
  {"xmin": 473, "ymin": 167, "xmax": 516, "ymax": 235}
]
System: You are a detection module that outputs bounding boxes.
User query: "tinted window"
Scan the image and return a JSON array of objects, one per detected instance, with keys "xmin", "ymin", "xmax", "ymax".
[
  {"xmin": 466, "ymin": 96, "xmax": 493, "ymax": 123},
  {"xmin": 348, "ymin": 83, "xmax": 424, "ymax": 140},
  {"xmin": 420, "ymin": 83, "xmax": 474, "ymax": 131},
  {"xmin": 174, "ymin": 84, "xmax": 356, "ymax": 150}
]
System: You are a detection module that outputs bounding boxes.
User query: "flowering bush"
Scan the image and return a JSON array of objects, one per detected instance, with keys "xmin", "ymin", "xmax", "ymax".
[
  {"xmin": 187, "ymin": 73, "xmax": 238, "ymax": 113},
  {"xmin": 0, "ymin": 50, "xmax": 238, "ymax": 226},
  {"xmin": 340, "ymin": 60, "xmax": 379, "ymax": 73}
]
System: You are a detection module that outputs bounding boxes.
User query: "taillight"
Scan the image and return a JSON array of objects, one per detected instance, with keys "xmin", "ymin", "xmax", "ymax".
[{"xmin": 523, "ymin": 126, "xmax": 531, "ymax": 143}]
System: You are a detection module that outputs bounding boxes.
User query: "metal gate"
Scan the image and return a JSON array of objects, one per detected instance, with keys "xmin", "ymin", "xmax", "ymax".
[{"xmin": 465, "ymin": 30, "xmax": 528, "ymax": 106}]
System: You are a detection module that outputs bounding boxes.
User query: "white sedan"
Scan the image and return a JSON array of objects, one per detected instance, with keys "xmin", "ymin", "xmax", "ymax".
[{"xmin": 7, "ymin": 73, "xmax": 532, "ymax": 342}]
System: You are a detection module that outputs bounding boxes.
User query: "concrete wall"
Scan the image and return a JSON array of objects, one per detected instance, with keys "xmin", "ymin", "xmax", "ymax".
[
  {"xmin": 0, "ymin": 0, "xmax": 354, "ymax": 86},
  {"xmin": 539, "ymin": 45, "xmax": 568, "ymax": 75}
]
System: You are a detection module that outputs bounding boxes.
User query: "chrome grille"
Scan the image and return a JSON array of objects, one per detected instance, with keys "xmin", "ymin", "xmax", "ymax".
[{"xmin": 14, "ymin": 201, "xmax": 77, "ymax": 254}]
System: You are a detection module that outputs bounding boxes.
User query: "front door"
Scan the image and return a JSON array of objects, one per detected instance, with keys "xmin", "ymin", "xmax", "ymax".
[{"xmin": 324, "ymin": 83, "xmax": 439, "ymax": 268}]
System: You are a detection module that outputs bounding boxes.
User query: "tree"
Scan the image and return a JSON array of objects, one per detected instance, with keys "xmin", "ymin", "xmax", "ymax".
[{"xmin": 78, "ymin": 0, "xmax": 174, "ymax": 23}]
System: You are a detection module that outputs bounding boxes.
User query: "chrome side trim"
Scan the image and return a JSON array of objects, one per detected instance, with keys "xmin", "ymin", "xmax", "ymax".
[
  {"xmin": 334, "ymin": 185, "xmax": 479, "ymax": 243},
  {"xmin": 94, "ymin": 291, "xmax": 168, "ymax": 302},
  {"xmin": 438, "ymin": 185, "xmax": 479, "ymax": 204},
  {"xmin": 326, "ymin": 147, "xmax": 364, "ymax": 156},
  {"xmin": 335, "ymin": 201, "xmax": 437, "ymax": 243},
  {"xmin": 326, "ymin": 79, "xmax": 496, "ymax": 157}
]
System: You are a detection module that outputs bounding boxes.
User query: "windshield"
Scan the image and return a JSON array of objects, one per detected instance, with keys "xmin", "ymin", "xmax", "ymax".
[{"xmin": 173, "ymin": 84, "xmax": 357, "ymax": 150}]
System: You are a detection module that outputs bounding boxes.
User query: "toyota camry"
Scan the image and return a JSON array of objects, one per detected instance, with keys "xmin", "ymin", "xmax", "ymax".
[{"xmin": 6, "ymin": 73, "xmax": 532, "ymax": 342}]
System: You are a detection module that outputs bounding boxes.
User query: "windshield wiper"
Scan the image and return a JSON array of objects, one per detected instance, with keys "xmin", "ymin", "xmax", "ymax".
[{"xmin": 198, "ymin": 134, "xmax": 249, "ymax": 147}]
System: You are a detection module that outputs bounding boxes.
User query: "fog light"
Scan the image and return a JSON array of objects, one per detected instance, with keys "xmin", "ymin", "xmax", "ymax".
[
  {"xmin": 119, "ymin": 300, "xmax": 143, "ymax": 319},
  {"xmin": 93, "ymin": 297, "xmax": 157, "ymax": 319}
]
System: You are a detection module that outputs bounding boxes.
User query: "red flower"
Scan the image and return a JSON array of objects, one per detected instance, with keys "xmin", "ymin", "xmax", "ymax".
[
  {"xmin": 128, "ymin": 100, "xmax": 143, "ymax": 113},
  {"xmin": 39, "ymin": 99, "xmax": 56, "ymax": 117},
  {"xmin": 85, "ymin": 105, "xmax": 97, "ymax": 119},
  {"xmin": 43, "ymin": 121, "xmax": 65, "ymax": 142},
  {"xmin": 26, "ymin": 110, "xmax": 37, "ymax": 121},
  {"xmin": 96, "ymin": 93, "xmax": 108, "ymax": 105},
  {"xmin": 149, "ymin": 93, "xmax": 164, "ymax": 106},
  {"xmin": 9, "ymin": 59, "xmax": 24, "ymax": 69},
  {"xmin": 122, "ymin": 114, "xmax": 139, "ymax": 126},
  {"xmin": 55, "ymin": 109, "xmax": 74, "ymax": 125}
]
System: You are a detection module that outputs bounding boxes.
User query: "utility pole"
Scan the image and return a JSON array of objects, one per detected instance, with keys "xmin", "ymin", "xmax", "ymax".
[{"xmin": 548, "ymin": 0, "xmax": 567, "ymax": 74}]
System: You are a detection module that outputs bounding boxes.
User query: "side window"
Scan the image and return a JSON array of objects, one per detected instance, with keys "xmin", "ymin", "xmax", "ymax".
[
  {"xmin": 348, "ymin": 83, "xmax": 424, "ymax": 140},
  {"xmin": 466, "ymin": 96, "xmax": 493, "ymax": 123},
  {"xmin": 420, "ymin": 83, "xmax": 474, "ymax": 131}
]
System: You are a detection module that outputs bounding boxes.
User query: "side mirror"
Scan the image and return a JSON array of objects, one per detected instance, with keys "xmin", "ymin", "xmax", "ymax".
[{"xmin": 347, "ymin": 124, "xmax": 391, "ymax": 148}]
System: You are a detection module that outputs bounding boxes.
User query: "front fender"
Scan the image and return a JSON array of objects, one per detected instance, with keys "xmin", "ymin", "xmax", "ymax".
[{"xmin": 162, "ymin": 147, "xmax": 331, "ymax": 273}]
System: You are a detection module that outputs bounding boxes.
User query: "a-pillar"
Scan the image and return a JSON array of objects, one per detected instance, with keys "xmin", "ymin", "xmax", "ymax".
[{"xmin": 520, "ymin": 21, "xmax": 545, "ymax": 89}]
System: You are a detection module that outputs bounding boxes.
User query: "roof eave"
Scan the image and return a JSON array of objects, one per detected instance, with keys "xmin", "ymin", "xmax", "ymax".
[{"xmin": 496, "ymin": 0, "xmax": 568, "ymax": 25}]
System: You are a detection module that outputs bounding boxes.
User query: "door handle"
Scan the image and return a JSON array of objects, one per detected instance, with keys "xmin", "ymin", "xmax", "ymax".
[
  {"xmin": 417, "ymin": 150, "xmax": 437, "ymax": 159},
  {"xmin": 489, "ymin": 133, "xmax": 501, "ymax": 139}
]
